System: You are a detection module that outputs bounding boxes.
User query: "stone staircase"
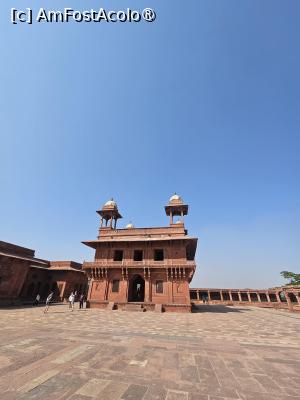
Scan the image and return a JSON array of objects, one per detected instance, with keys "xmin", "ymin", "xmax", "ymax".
[
  {"xmin": 122, "ymin": 303, "xmax": 146, "ymax": 312},
  {"xmin": 154, "ymin": 304, "xmax": 163, "ymax": 313}
]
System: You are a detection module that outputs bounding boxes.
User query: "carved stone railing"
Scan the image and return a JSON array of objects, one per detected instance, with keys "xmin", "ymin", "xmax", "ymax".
[{"xmin": 83, "ymin": 260, "xmax": 196, "ymax": 269}]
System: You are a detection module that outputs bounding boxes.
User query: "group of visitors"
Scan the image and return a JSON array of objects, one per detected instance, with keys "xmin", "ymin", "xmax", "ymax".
[
  {"xmin": 68, "ymin": 292, "xmax": 85, "ymax": 311},
  {"xmin": 31, "ymin": 291, "xmax": 86, "ymax": 313}
]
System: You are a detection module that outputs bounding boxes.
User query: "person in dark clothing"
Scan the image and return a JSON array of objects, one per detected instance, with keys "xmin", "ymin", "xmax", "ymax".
[
  {"xmin": 79, "ymin": 293, "xmax": 85, "ymax": 309},
  {"xmin": 33, "ymin": 293, "xmax": 40, "ymax": 306}
]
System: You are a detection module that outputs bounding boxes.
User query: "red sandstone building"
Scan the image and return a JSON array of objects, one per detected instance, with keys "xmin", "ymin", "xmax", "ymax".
[
  {"xmin": 22, "ymin": 261, "xmax": 88, "ymax": 302},
  {"xmin": 83, "ymin": 195, "xmax": 198, "ymax": 312},
  {"xmin": 2, "ymin": 203, "xmax": 299, "ymax": 312},
  {"xmin": 0, "ymin": 241, "xmax": 87, "ymax": 305},
  {"xmin": 0, "ymin": 241, "xmax": 48, "ymax": 305}
]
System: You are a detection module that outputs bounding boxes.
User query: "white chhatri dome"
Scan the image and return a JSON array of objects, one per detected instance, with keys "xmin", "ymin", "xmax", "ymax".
[
  {"xmin": 126, "ymin": 222, "xmax": 134, "ymax": 229},
  {"xmin": 104, "ymin": 198, "xmax": 117, "ymax": 207},
  {"xmin": 169, "ymin": 193, "xmax": 182, "ymax": 202}
]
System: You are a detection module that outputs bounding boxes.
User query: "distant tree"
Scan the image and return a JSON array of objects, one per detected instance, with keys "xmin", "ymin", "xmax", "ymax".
[{"xmin": 280, "ymin": 271, "xmax": 300, "ymax": 285}]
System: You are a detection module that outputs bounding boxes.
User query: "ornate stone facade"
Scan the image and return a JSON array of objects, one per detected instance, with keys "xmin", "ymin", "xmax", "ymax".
[{"xmin": 83, "ymin": 195, "xmax": 198, "ymax": 312}]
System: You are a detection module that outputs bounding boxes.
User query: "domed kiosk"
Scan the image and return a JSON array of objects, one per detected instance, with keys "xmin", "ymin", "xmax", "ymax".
[{"xmin": 97, "ymin": 198, "xmax": 122, "ymax": 229}]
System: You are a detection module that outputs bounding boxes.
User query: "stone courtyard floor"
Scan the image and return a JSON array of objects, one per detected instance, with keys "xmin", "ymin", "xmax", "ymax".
[{"xmin": 0, "ymin": 305, "xmax": 300, "ymax": 400}]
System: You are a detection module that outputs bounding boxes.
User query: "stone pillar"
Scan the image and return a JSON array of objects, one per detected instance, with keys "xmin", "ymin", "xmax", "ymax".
[
  {"xmin": 207, "ymin": 290, "xmax": 211, "ymax": 302},
  {"xmin": 296, "ymin": 292, "xmax": 300, "ymax": 306},
  {"xmin": 285, "ymin": 291, "xmax": 293, "ymax": 312},
  {"xmin": 276, "ymin": 292, "xmax": 281, "ymax": 302},
  {"xmin": 247, "ymin": 292, "xmax": 251, "ymax": 302},
  {"xmin": 104, "ymin": 277, "xmax": 109, "ymax": 301},
  {"xmin": 266, "ymin": 292, "xmax": 271, "ymax": 302},
  {"xmin": 257, "ymin": 293, "xmax": 261, "ymax": 302},
  {"xmin": 238, "ymin": 292, "xmax": 242, "ymax": 302},
  {"xmin": 196, "ymin": 290, "xmax": 200, "ymax": 301},
  {"xmin": 87, "ymin": 279, "xmax": 93, "ymax": 300},
  {"xmin": 149, "ymin": 278, "xmax": 152, "ymax": 302},
  {"xmin": 126, "ymin": 276, "xmax": 129, "ymax": 301},
  {"xmin": 144, "ymin": 278, "xmax": 151, "ymax": 302},
  {"xmin": 61, "ymin": 282, "xmax": 67, "ymax": 301},
  {"xmin": 229, "ymin": 291, "xmax": 233, "ymax": 301},
  {"xmin": 220, "ymin": 290, "xmax": 224, "ymax": 301},
  {"xmin": 171, "ymin": 280, "xmax": 174, "ymax": 303}
]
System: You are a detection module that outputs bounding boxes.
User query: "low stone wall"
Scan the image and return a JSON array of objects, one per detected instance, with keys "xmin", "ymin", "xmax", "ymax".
[
  {"xmin": 163, "ymin": 304, "xmax": 191, "ymax": 313},
  {"xmin": 86, "ymin": 300, "xmax": 191, "ymax": 312}
]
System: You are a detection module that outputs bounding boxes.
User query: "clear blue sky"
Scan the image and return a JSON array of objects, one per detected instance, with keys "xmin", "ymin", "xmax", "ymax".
[{"xmin": 1, "ymin": 1, "xmax": 299, "ymax": 289}]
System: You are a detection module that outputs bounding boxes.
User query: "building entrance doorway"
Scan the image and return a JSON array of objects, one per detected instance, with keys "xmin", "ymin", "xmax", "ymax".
[{"xmin": 129, "ymin": 275, "xmax": 145, "ymax": 302}]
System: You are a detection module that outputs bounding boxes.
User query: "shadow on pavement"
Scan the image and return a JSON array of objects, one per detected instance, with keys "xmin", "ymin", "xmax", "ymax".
[
  {"xmin": 0, "ymin": 302, "xmax": 66, "ymax": 310},
  {"xmin": 192, "ymin": 304, "xmax": 251, "ymax": 313}
]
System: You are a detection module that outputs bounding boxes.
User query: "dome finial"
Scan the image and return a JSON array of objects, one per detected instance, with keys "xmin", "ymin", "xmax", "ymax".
[
  {"xmin": 104, "ymin": 198, "xmax": 117, "ymax": 207},
  {"xmin": 169, "ymin": 193, "xmax": 182, "ymax": 202}
]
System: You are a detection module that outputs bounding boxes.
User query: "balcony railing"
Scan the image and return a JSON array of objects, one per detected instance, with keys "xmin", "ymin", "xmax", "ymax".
[{"xmin": 83, "ymin": 260, "xmax": 196, "ymax": 269}]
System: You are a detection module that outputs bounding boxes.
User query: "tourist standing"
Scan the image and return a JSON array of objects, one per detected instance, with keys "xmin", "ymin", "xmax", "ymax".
[
  {"xmin": 44, "ymin": 292, "xmax": 54, "ymax": 313},
  {"xmin": 68, "ymin": 292, "xmax": 74, "ymax": 309},
  {"xmin": 33, "ymin": 293, "xmax": 40, "ymax": 306},
  {"xmin": 69, "ymin": 292, "xmax": 75, "ymax": 311},
  {"xmin": 79, "ymin": 293, "xmax": 85, "ymax": 309}
]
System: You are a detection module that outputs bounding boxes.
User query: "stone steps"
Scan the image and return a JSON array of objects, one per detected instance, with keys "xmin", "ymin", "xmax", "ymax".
[{"xmin": 122, "ymin": 303, "xmax": 145, "ymax": 312}]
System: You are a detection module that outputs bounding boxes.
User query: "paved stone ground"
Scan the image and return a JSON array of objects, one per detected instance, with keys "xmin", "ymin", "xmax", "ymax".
[{"xmin": 0, "ymin": 304, "xmax": 299, "ymax": 400}]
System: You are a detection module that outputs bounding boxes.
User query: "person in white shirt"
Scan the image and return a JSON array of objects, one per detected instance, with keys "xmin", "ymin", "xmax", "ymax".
[
  {"xmin": 68, "ymin": 292, "xmax": 75, "ymax": 311},
  {"xmin": 44, "ymin": 292, "xmax": 54, "ymax": 313}
]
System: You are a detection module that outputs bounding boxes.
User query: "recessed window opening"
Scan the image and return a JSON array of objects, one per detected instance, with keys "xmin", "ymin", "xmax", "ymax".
[
  {"xmin": 133, "ymin": 250, "xmax": 143, "ymax": 261},
  {"xmin": 113, "ymin": 250, "xmax": 123, "ymax": 261},
  {"xmin": 154, "ymin": 249, "xmax": 164, "ymax": 261}
]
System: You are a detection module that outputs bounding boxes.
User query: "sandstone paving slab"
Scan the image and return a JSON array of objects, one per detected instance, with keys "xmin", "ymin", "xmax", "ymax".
[
  {"xmin": 96, "ymin": 381, "xmax": 129, "ymax": 400},
  {"xmin": 0, "ymin": 305, "xmax": 300, "ymax": 400},
  {"xmin": 188, "ymin": 394, "xmax": 209, "ymax": 400},
  {"xmin": 143, "ymin": 383, "xmax": 167, "ymax": 400},
  {"xmin": 166, "ymin": 389, "xmax": 188, "ymax": 400},
  {"xmin": 75, "ymin": 378, "xmax": 110, "ymax": 397},
  {"xmin": 121, "ymin": 384, "xmax": 149, "ymax": 400}
]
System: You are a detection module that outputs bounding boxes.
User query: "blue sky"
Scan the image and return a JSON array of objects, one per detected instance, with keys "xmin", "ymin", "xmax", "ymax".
[{"xmin": 1, "ymin": 0, "xmax": 299, "ymax": 288}]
